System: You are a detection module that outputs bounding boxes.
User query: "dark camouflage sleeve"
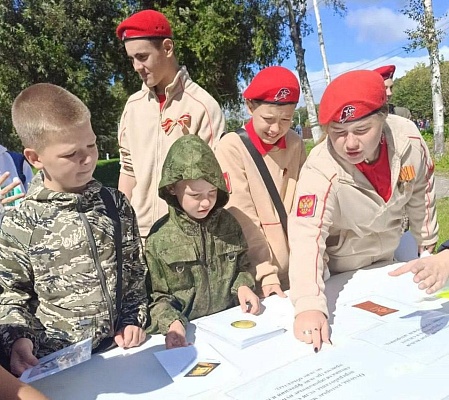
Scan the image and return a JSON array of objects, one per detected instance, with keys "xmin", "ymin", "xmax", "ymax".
[
  {"xmin": 145, "ymin": 249, "xmax": 188, "ymax": 335},
  {"xmin": 116, "ymin": 192, "xmax": 148, "ymax": 330},
  {"xmin": 230, "ymin": 226, "xmax": 256, "ymax": 296},
  {"xmin": 0, "ymin": 229, "xmax": 41, "ymax": 357}
]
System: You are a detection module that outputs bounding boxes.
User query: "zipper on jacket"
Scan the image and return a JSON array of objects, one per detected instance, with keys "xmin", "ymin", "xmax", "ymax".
[
  {"xmin": 200, "ymin": 225, "xmax": 211, "ymax": 314},
  {"xmin": 78, "ymin": 202, "xmax": 115, "ymax": 335}
]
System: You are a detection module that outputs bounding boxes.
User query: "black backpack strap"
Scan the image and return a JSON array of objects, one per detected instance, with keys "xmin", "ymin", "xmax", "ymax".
[
  {"xmin": 7, "ymin": 151, "xmax": 27, "ymax": 186},
  {"xmin": 235, "ymin": 128, "xmax": 288, "ymax": 237},
  {"xmin": 99, "ymin": 187, "xmax": 123, "ymax": 329}
]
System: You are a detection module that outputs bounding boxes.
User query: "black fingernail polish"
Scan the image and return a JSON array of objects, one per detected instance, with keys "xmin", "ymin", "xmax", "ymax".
[{"xmin": 314, "ymin": 347, "xmax": 318, "ymax": 353}]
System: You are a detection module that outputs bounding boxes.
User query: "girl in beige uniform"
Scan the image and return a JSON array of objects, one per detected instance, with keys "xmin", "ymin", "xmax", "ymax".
[
  {"xmin": 288, "ymin": 70, "xmax": 438, "ymax": 352},
  {"xmin": 215, "ymin": 66, "xmax": 306, "ymax": 298}
]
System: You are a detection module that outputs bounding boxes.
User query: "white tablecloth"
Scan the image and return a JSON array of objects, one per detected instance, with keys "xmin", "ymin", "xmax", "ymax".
[{"xmin": 31, "ymin": 262, "xmax": 449, "ymax": 400}]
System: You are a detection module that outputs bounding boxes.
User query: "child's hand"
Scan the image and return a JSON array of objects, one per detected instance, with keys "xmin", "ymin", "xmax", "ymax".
[
  {"xmin": 261, "ymin": 284, "xmax": 287, "ymax": 298},
  {"xmin": 0, "ymin": 172, "xmax": 24, "ymax": 206},
  {"xmin": 237, "ymin": 286, "xmax": 260, "ymax": 315},
  {"xmin": 114, "ymin": 325, "xmax": 146, "ymax": 349},
  {"xmin": 10, "ymin": 338, "xmax": 38, "ymax": 376},
  {"xmin": 389, "ymin": 251, "xmax": 449, "ymax": 294},
  {"xmin": 166, "ymin": 320, "xmax": 189, "ymax": 349}
]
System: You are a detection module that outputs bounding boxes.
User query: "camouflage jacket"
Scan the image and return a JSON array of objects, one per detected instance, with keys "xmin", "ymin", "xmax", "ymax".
[
  {"xmin": 0, "ymin": 173, "xmax": 147, "ymax": 358},
  {"xmin": 146, "ymin": 135, "xmax": 255, "ymax": 335}
]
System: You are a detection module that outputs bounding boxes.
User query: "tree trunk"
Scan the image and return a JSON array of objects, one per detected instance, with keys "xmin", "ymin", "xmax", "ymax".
[
  {"xmin": 313, "ymin": 0, "xmax": 331, "ymax": 85},
  {"xmin": 424, "ymin": 0, "xmax": 445, "ymax": 158},
  {"xmin": 284, "ymin": 0, "xmax": 323, "ymax": 143}
]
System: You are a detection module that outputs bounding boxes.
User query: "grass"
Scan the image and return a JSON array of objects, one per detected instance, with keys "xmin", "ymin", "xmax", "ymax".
[
  {"xmin": 422, "ymin": 135, "xmax": 449, "ymax": 249},
  {"xmin": 437, "ymin": 198, "xmax": 449, "ymax": 250}
]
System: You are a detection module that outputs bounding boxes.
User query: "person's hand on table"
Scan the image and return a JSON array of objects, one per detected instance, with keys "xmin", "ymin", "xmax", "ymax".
[
  {"xmin": 293, "ymin": 310, "xmax": 330, "ymax": 353},
  {"xmin": 389, "ymin": 250, "xmax": 449, "ymax": 294},
  {"xmin": 165, "ymin": 320, "xmax": 190, "ymax": 349},
  {"xmin": 10, "ymin": 338, "xmax": 38, "ymax": 376},
  {"xmin": 261, "ymin": 283, "xmax": 287, "ymax": 299},
  {"xmin": 237, "ymin": 285, "xmax": 260, "ymax": 315},
  {"xmin": 114, "ymin": 325, "xmax": 146, "ymax": 349}
]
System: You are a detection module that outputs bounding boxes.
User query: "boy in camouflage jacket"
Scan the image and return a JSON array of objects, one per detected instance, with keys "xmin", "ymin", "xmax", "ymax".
[
  {"xmin": 146, "ymin": 135, "xmax": 259, "ymax": 349},
  {"xmin": 0, "ymin": 84, "xmax": 147, "ymax": 376}
]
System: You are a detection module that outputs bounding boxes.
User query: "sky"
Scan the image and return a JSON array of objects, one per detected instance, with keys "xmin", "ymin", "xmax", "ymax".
[{"xmin": 280, "ymin": 0, "xmax": 449, "ymax": 106}]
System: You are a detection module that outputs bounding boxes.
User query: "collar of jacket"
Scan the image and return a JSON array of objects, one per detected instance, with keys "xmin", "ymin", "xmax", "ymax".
[
  {"xmin": 326, "ymin": 122, "xmax": 410, "ymax": 186},
  {"xmin": 168, "ymin": 205, "xmax": 221, "ymax": 236},
  {"xmin": 145, "ymin": 65, "xmax": 190, "ymax": 102},
  {"xmin": 26, "ymin": 171, "xmax": 103, "ymax": 210}
]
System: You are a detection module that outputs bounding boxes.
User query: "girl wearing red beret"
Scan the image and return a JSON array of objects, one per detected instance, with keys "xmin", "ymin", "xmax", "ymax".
[
  {"xmin": 215, "ymin": 66, "xmax": 307, "ymax": 298},
  {"xmin": 288, "ymin": 70, "xmax": 438, "ymax": 352}
]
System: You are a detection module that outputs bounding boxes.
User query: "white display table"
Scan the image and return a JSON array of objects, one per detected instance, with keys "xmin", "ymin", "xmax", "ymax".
[{"xmin": 31, "ymin": 262, "xmax": 449, "ymax": 400}]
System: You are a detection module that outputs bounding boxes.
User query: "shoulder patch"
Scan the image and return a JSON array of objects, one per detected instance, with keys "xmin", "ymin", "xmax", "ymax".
[
  {"xmin": 223, "ymin": 172, "xmax": 232, "ymax": 193},
  {"xmin": 297, "ymin": 195, "xmax": 317, "ymax": 217}
]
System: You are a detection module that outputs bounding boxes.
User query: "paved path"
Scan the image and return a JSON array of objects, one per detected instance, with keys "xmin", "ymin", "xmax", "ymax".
[{"xmin": 435, "ymin": 174, "xmax": 449, "ymax": 199}]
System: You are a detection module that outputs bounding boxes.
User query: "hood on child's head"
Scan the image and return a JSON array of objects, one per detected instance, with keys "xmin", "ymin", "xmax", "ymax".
[{"xmin": 158, "ymin": 135, "xmax": 228, "ymax": 210}]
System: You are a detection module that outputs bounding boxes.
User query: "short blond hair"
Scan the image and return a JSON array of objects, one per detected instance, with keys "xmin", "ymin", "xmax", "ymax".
[{"xmin": 12, "ymin": 83, "xmax": 91, "ymax": 150}]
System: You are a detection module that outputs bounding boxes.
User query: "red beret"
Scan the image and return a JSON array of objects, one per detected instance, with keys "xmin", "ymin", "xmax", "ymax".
[
  {"xmin": 116, "ymin": 10, "xmax": 172, "ymax": 41},
  {"xmin": 373, "ymin": 65, "xmax": 396, "ymax": 80},
  {"xmin": 243, "ymin": 66, "xmax": 300, "ymax": 104},
  {"xmin": 319, "ymin": 70, "xmax": 386, "ymax": 125}
]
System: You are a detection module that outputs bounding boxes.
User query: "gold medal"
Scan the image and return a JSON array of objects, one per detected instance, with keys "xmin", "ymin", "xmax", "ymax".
[{"xmin": 231, "ymin": 320, "xmax": 256, "ymax": 329}]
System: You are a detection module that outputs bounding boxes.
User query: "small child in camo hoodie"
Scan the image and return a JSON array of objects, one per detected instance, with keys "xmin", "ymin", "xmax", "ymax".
[{"xmin": 145, "ymin": 134, "xmax": 259, "ymax": 349}]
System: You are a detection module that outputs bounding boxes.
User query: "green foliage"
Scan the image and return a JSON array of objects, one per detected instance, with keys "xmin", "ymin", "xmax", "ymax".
[
  {"xmin": 422, "ymin": 135, "xmax": 449, "ymax": 173},
  {"xmin": 436, "ymin": 197, "xmax": 449, "ymax": 249},
  {"xmin": 0, "ymin": 0, "xmax": 130, "ymax": 155},
  {"xmin": 149, "ymin": 0, "xmax": 289, "ymax": 106},
  {"xmin": 0, "ymin": 1, "xmax": 289, "ymax": 152},
  {"xmin": 401, "ymin": 0, "xmax": 445, "ymax": 52},
  {"xmin": 304, "ymin": 139, "xmax": 315, "ymax": 155},
  {"xmin": 392, "ymin": 61, "xmax": 449, "ymax": 119},
  {"xmin": 93, "ymin": 158, "xmax": 120, "ymax": 188}
]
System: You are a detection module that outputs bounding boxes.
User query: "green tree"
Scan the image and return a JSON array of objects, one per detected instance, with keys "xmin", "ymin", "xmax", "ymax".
[
  {"xmin": 392, "ymin": 61, "xmax": 449, "ymax": 121},
  {"xmin": 0, "ymin": 0, "xmax": 130, "ymax": 155},
  {"xmin": 139, "ymin": 1, "xmax": 289, "ymax": 106},
  {"xmin": 0, "ymin": 1, "xmax": 289, "ymax": 152},
  {"xmin": 401, "ymin": 0, "xmax": 445, "ymax": 157}
]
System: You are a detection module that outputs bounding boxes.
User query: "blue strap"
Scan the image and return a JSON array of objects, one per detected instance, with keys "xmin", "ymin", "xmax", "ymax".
[{"xmin": 7, "ymin": 151, "xmax": 26, "ymax": 186}]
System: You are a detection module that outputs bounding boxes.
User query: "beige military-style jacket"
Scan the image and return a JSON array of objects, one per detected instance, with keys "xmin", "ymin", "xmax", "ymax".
[
  {"xmin": 289, "ymin": 115, "xmax": 438, "ymax": 317},
  {"xmin": 118, "ymin": 66, "xmax": 226, "ymax": 237},
  {"xmin": 215, "ymin": 129, "xmax": 307, "ymax": 290}
]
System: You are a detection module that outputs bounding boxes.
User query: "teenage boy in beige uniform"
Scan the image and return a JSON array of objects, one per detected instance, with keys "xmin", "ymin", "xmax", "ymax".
[
  {"xmin": 116, "ymin": 10, "xmax": 225, "ymax": 238},
  {"xmin": 215, "ymin": 67, "xmax": 306, "ymax": 298}
]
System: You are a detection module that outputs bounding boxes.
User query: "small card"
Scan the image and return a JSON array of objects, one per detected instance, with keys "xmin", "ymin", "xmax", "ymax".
[
  {"xmin": 20, "ymin": 338, "xmax": 92, "ymax": 383},
  {"xmin": 184, "ymin": 361, "xmax": 221, "ymax": 377},
  {"xmin": 353, "ymin": 301, "xmax": 399, "ymax": 316}
]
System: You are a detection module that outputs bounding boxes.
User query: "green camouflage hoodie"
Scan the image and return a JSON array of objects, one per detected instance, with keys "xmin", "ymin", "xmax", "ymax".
[
  {"xmin": 0, "ymin": 172, "xmax": 147, "ymax": 358},
  {"xmin": 146, "ymin": 135, "xmax": 255, "ymax": 335}
]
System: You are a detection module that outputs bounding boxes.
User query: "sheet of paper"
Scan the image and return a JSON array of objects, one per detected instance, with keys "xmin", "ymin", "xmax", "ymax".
[
  {"xmin": 153, "ymin": 345, "xmax": 197, "ymax": 378},
  {"xmin": 353, "ymin": 308, "xmax": 449, "ymax": 364},
  {"xmin": 154, "ymin": 342, "xmax": 240, "ymax": 397},
  {"xmin": 20, "ymin": 338, "xmax": 92, "ymax": 383},
  {"xmin": 226, "ymin": 340, "xmax": 449, "ymax": 400},
  {"xmin": 196, "ymin": 306, "xmax": 285, "ymax": 348}
]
